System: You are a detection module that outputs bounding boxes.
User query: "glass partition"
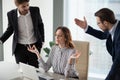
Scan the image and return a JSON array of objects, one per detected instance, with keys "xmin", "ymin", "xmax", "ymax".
[{"xmin": 64, "ymin": 0, "xmax": 120, "ymax": 78}]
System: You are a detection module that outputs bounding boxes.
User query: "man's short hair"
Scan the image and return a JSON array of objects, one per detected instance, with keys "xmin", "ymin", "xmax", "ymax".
[
  {"xmin": 15, "ymin": 0, "xmax": 30, "ymax": 4},
  {"xmin": 95, "ymin": 8, "xmax": 116, "ymax": 24}
]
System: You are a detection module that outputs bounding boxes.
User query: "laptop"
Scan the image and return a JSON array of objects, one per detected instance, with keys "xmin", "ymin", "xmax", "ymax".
[{"xmin": 10, "ymin": 62, "xmax": 39, "ymax": 80}]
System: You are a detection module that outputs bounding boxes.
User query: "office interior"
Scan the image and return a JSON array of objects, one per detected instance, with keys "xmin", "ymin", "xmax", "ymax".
[{"xmin": 0, "ymin": 0, "xmax": 120, "ymax": 80}]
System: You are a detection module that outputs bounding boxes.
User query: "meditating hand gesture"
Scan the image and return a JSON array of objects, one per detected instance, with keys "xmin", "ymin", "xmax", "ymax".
[
  {"xmin": 27, "ymin": 45, "xmax": 41, "ymax": 59},
  {"xmin": 68, "ymin": 50, "xmax": 81, "ymax": 64}
]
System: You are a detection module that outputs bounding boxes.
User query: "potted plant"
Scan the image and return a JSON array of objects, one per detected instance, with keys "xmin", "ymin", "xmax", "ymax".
[{"xmin": 43, "ymin": 41, "xmax": 55, "ymax": 57}]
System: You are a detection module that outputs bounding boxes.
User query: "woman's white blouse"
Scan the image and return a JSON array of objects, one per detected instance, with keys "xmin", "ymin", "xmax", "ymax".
[{"xmin": 38, "ymin": 45, "xmax": 78, "ymax": 77}]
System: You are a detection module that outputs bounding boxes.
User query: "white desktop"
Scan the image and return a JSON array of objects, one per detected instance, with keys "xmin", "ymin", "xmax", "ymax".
[
  {"xmin": 0, "ymin": 62, "xmax": 39, "ymax": 80},
  {"xmin": 0, "ymin": 61, "xmax": 78, "ymax": 80}
]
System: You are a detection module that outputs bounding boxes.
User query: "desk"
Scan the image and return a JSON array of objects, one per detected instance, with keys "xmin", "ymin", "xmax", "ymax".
[
  {"xmin": 37, "ymin": 69, "xmax": 79, "ymax": 80},
  {"xmin": 0, "ymin": 61, "xmax": 79, "ymax": 80}
]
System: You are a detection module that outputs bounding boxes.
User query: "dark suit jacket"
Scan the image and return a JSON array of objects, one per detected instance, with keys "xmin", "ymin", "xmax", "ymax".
[
  {"xmin": 0, "ymin": 7, "xmax": 44, "ymax": 54},
  {"xmin": 86, "ymin": 21, "xmax": 120, "ymax": 80}
]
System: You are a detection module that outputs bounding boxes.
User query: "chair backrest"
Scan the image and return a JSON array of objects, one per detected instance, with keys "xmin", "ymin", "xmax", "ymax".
[{"xmin": 73, "ymin": 40, "xmax": 89, "ymax": 80}]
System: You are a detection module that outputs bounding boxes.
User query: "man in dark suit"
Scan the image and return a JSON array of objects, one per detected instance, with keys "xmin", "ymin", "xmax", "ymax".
[
  {"xmin": 74, "ymin": 8, "xmax": 120, "ymax": 80},
  {"xmin": 0, "ymin": 0, "xmax": 44, "ymax": 68}
]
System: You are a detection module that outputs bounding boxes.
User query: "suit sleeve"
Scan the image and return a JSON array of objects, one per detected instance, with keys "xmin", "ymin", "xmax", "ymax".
[
  {"xmin": 0, "ymin": 12, "xmax": 13, "ymax": 43},
  {"xmin": 105, "ymin": 34, "xmax": 120, "ymax": 80},
  {"xmin": 37, "ymin": 7, "xmax": 44, "ymax": 42},
  {"xmin": 86, "ymin": 26, "xmax": 108, "ymax": 40}
]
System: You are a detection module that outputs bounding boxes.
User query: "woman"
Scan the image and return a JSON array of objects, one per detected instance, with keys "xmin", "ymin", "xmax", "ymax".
[{"xmin": 27, "ymin": 26, "xmax": 81, "ymax": 78}]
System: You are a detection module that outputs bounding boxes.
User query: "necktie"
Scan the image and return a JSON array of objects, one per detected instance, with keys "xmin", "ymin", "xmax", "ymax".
[
  {"xmin": 106, "ymin": 34, "xmax": 112, "ymax": 55},
  {"xmin": 109, "ymin": 34, "xmax": 112, "ymax": 43}
]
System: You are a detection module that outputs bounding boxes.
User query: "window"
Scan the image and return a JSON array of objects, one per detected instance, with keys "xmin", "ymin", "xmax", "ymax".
[{"xmin": 64, "ymin": 0, "xmax": 120, "ymax": 78}]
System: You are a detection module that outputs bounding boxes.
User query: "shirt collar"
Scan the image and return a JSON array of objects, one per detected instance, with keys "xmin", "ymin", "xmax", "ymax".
[
  {"xmin": 57, "ymin": 45, "xmax": 67, "ymax": 51},
  {"xmin": 109, "ymin": 20, "xmax": 119, "ymax": 35},
  {"xmin": 17, "ymin": 9, "xmax": 30, "ymax": 17}
]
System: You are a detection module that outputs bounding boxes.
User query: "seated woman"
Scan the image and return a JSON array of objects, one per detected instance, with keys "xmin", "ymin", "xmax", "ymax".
[{"xmin": 27, "ymin": 26, "xmax": 81, "ymax": 78}]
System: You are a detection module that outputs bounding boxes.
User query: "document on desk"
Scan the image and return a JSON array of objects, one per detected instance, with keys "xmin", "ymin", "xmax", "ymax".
[
  {"xmin": 38, "ymin": 73, "xmax": 54, "ymax": 80},
  {"xmin": 36, "ymin": 68, "xmax": 54, "ymax": 80}
]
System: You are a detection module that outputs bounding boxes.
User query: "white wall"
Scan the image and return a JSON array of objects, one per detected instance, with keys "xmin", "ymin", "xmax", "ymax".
[{"xmin": 2, "ymin": 0, "xmax": 53, "ymax": 62}]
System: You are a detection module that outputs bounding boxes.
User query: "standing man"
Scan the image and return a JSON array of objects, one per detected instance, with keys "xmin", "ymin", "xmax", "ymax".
[
  {"xmin": 74, "ymin": 8, "xmax": 120, "ymax": 80},
  {"xmin": 0, "ymin": 0, "xmax": 44, "ymax": 68}
]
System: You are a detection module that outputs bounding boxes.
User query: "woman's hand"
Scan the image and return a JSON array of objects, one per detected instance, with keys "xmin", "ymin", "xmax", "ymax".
[
  {"xmin": 27, "ymin": 45, "xmax": 41, "ymax": 59},
  {"xmin": 68, "ymin": 50, "xmax": 81, "ymax": 65}
]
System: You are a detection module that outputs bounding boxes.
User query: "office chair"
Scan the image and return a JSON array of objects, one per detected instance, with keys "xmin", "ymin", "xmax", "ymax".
[{"xmin": 73, "ymin": 40, "xmax": 89, "ymax": 80}]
